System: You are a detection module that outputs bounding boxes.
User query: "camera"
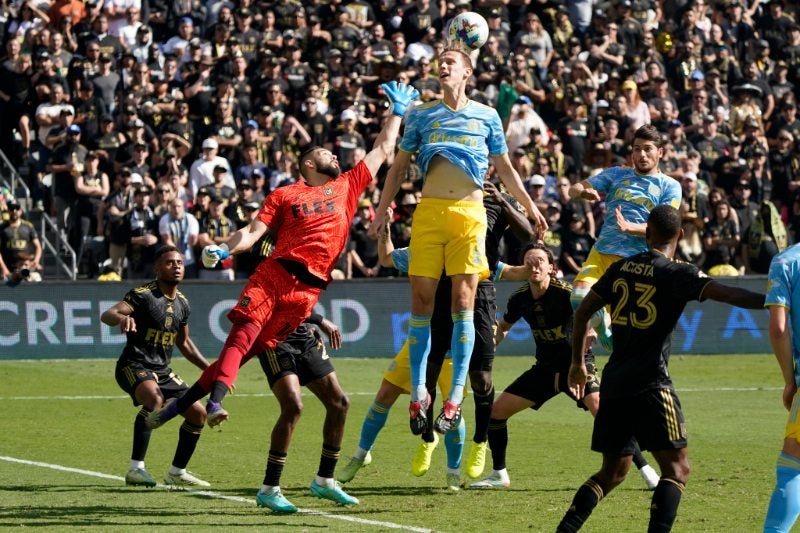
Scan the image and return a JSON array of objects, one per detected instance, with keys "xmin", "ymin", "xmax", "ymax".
[{"xmin": 20, "ymin": 267, "xmax": 30, "ymax": 278}]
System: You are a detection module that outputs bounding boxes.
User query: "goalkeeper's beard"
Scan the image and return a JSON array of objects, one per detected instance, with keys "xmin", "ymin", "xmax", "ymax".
[{"xmin": 317, "ymin": 161, "xmax": 342, "ymax": 179}]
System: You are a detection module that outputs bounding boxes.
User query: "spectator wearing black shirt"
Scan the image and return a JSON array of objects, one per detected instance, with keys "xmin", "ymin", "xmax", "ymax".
[
  {"xmin": 123, "ymin": 184, "xmax": 159, "ymax": 279},
  {"xmin": 349, "ymin": 199, "xmax": 381, "ymax": 278}
]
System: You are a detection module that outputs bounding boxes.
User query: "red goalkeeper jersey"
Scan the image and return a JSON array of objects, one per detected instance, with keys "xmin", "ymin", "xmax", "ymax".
[{"xmin": 256, "ymin": 160, "xmax": 372, "ymax": 281}]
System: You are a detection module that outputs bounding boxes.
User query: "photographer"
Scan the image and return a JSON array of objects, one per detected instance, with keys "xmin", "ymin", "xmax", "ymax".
[{"xmin": 0, "ymin": 201, "xmax": 43, "ymax": 285}]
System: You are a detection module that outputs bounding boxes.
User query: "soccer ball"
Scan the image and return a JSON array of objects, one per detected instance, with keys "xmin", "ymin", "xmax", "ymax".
[{"xmin": 447, "ymin": 12, "xmax": 489, "ymax": 52}]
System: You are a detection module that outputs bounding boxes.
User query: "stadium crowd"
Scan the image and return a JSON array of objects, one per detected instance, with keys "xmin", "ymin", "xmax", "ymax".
[{"xmin": 0, "ymin": 0, "xmax": 799, "ymax": 281}]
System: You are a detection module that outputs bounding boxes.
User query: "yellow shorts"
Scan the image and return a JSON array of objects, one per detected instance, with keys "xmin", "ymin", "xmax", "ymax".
[
  {"xmin": 785, "ymin": 389, "xmax": 800, "ymax": 442},
  {"xmin": 574, "ymin": 247, "xmax": 624, "ymax": 286},
  {"xmin": 408, "ymin": 198, "xmax": 488, "ymax": 280},
  {"xmin": 382, "ymin": 340, "xmax": 466, "ymax": 399}
]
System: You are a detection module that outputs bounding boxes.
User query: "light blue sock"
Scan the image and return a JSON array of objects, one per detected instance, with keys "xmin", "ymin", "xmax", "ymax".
[
  {"xmin": 408, "ymin": 315, "xmax": 432, "ymax": 402},
  {"xmin": 765, "ymin": 453, "xmax": 800, "ymax": 532},
  {"xmin": 448, "ymin": 311, "xmax": 475, "ymax": 405},
  {"xmin": 358, "ymin": 400, "xmax": 391, "ymax": 452},
  {"xmin": 445, "ymin": 417, "xmax": 466, "ymax": 470}
]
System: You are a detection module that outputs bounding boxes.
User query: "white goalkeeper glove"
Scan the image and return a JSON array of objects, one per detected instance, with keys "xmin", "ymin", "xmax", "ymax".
[{"xmin": 201, "ymin": 243, "xmax": 230, "ymax": 268}]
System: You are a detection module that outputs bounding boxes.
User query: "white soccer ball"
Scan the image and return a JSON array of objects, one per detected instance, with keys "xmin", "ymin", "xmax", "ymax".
[{"xmin": 447, "ymin": 11, "xmax": 489, "ymax": 52}]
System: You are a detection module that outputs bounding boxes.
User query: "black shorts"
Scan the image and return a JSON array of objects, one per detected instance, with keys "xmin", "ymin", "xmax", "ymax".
[
  {"xmin": 115, "ymin": 360, "xmax": 189, "ymax": 406},
  {"xmin": 592, "ymin": 386, "xmax": 687, "ymax": 455},
  {"xmin": 258, "ymin": 325, "xmax": 334, "ymax": 388},
  {"xmin": 429, "ymin": 279, "xmax": 496, "ymax": 373},
  {"xmin": 504, "ymin": 359, "xmax": 600, "ymax": 411}
]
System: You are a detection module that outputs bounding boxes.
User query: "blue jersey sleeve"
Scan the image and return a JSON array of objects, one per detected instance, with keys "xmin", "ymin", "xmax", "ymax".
[{"xmin": 487, "ymin": 111, "xmax": 507, "ymax": 156}]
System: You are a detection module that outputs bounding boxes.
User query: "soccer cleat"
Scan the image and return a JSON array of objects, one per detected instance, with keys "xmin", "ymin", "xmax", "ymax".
[
  {"xmin": 433, "ymin": 401, "xmax": 462, "ymax": 434},
  {"xmin": 206, "ymin": 400, "xmax": 229, "ymax": 428},
  {"xmin": 337, "ymin": 452, "xmax": 372, "ymax": 483},
  {"xmin": 145, "ymin": 397, "xmax": 179, "ymax": 430},
  {"xmin": 125, "ymin": 467, "xmax": 157, "ymax": 487},
  {"xmin": 469, "ymin": 471, "xmax": 511, "ymax": 489},
  {"xmin": 164, "ymin": 470, "xmax": 211, "ymax": 488},
  {"xmin": 465, "ymin": 441, "xmax": 488, "ymax": 479},
  {"xmin": 309, "ymin": 480, "xmax": 359, "ymax": 505},
  {"xmin": 411, "ymin": 432, "xmax": 439, "ymax": 477},
  {"xmin": 409, "ymin": 393, "xmax": 431, "ymax": 435},
  {"xmin": 256, "ymin": 487, "xmax": 298, "ymax": 513},
  {"xmin": 639, "ymin": 464, "xmax": 660, "ymax": 490},
  {"xmin": 446, "ymin": 472, "xmax": 462, "ymax": 492}
]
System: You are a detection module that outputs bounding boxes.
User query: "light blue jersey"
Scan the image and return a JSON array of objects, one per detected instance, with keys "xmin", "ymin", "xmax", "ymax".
[
  {"xmin": 391, "ymin": 248, "xmax": 409, "ymax": 274},
  {"xmin": 588, "ymin": 166, "xmax": 682, "ymax": 257},
  {"xmin": 766, "ymin": 243, "xmax": 800, "ymax": 387},
  {"xmin": 399, "ymin": 99, "xmax": 507, "ymax": 189}
]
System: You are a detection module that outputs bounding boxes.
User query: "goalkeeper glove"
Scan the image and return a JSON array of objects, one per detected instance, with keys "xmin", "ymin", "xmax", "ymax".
[
  {"xmin": 201, "ymin": 243, "xmax": 230, "ymax": 268},
  {"xmin": 380, "ymin": 81, "xmax": 420, "ymax": 117}
]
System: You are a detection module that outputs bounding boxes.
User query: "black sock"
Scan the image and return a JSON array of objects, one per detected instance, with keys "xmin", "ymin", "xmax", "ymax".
[
  {"xmin": 171, "ymin": 420, "xmax": 203, "ymax": 470},
  {"xmin": 648, "ymin": 477, "xmax": 685, "ymax": 533},
  {"xmin": 557, "ymin": 476, "xmax": 605, "ymax": 532},
  {"xmin": 422, "ymin": 387, "xmax": 436, "ymax": 443},
  {"xmin": 472, "ymin": 385, "xmax": 495, "ymax": 443},
  {"xmin": 487, "ymin": 418, "xmax": 508, "ymax": 470},
  {"xmin": 132, "ymin": 408, "xmax": 152, "ymax": 462},
  {"xmin": 209, "ymin": 381, "xmax": 229, "ymax": 403},
  {"xmin": 632, "ymin": 442, "xmax": 648, "ymax": 469},
  {"xmin": 317, "ymin": 444, "xmax": 341, "ymax": 479},
  {"xmin": 176, "ymin": 383, "xmax": 207, "ymax": 413},
  {"xmin": 264, "ymin": 450, "xmax": 287, "ymax": 487}
]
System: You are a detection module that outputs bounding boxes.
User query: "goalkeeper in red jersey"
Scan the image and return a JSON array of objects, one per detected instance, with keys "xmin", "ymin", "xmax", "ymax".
[{"xmin": 146, "ymin": 82, "xmax": 418, "ymax": 432}]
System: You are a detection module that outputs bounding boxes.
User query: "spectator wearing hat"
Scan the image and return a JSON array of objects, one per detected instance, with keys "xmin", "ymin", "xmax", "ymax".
[
  {"xmin": 730, "ymin": 176, "xmax": 759, "ymax": 238},
  {"xmin": 711, "ymin": 138, "xmax": 747, "ymax": 196},
  {"xmin": 159, "ymin": 195, "xmax": 200, "ymax": 278},
  {"xmin": 47, "ymin": 123, "xmax": 87, "ymax": 243},
  {"xmin": 704, "ymin": 67, "xmax": 730, "ymax": 111},
  {"xmin": 334, "ymin": 109, "xmax": 366, "ymax": 172},
  {"xmin": 90, "ymin": 51, "xmax": 120, "ymax": 112},
  {"xmin": 182, "ymin": 53, "xmax": 217, "ymax": 125},
  {"xmin": 0, "ymin": 200, "xmax": 43, "ymax": 284},
  {"xmin": 73, "ymin": 151, "xmax": 110, "ymax": 254},
  {"xmin": 163, "ymin": 17, "xmax": 195, "ymax": 63},
  {"xmin": 209, "ymin": 165, "xmax": 236, "ymax": 207},
  {"xmin": 232, "ymin": 8, "xmax": 261, "ymax": 62},
  {"xmin": 621, "ymin": 79, "xmax": 650, "ymax": 130},
  {"xmin": 227, "ymin": 179, "xmax": 256, "ymax": 229},
  {"xmin": 689, "ymin": 114, "xmax": 729, "ymax": 174},
  {"xmin": 72, "ymin": 83, "xmax": 107, "ymax": 140},
  {"xmin": 189, "ymin": 138, "xmax": 233, "ymax": 197},
  {"xmin": 746, "ymin": 144, "xmax": 772, "ymax": 205},
  {"xmin": 235, "ymin": 138, "xmax": 269, "ymax": 186},
  {"xmin": 349, "ymin": 198, "xmax": 381, "ymax": 278},
  {"xmin": 389, "ymin": 192, "xmax": 418, "ymax": 250},
  {"xmin": 283, "ymin": 39, "xmax": 315, "ymax": 97},
  {"xmin": 197, "ymin": 192, "xmax": 235, "ymax": 280},
  {"xmin": 126, "ymin": 141, "xmax": 150, "ymax": 179},
  {"xmin": 760, "ymin": 0, "xmax": 794, "ymax": 54},
  {"xmin": 767, "ymin": 101, "xmax": 800, "ymax": 145},
  {"xmin": 44, "ymin": 107, "xmax": 77, "ymax": 150},
  {"xmin": 505, "ymin": 95, "xmax": 548, "ymax": 153},
  {"xmin": 769, "ymin": 61, "xmax": 795, "ymax": 109},
  {"xmin": 122, "ymin": 184, "xmax": 160, "ymax": 279},
  {"xmin": 231, "ymin": 200, "xmax": 269, "ymax": 279},
  {"xmin": 740, "ymin": 60, "xmax": 774, "ymax": 122},
  {"xmin": 550, "ymin": 7, "xmax": 575, "ymax": 60}
]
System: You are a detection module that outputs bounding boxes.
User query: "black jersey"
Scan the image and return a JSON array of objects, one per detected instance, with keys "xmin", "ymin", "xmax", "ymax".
[
  {"xmin": 502, "ymin": 278, "xmax": 574, "ymax": 366},
  {"xmin": 592, "ymin": 250, "xmax": 712, "ymax": 398},
  {"xmin": 484, "ymin": 193, "xmax": 521, "ymax": 276},
  {"xmin": 119, "ymin": 281, "xmax": 190, "ymax": 371}
]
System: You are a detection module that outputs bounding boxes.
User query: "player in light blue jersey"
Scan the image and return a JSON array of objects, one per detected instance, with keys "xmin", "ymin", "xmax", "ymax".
[
  {"xmin": 371, "ymin": 47, "xmax": 546, "ymax": 436},
  {"xmin": 764, "ymin": 243, "xmax": 800, "ymax": 533},
  {"xmin": 567, "ymin": 125, "xmax": 682, "ymax": 350}
]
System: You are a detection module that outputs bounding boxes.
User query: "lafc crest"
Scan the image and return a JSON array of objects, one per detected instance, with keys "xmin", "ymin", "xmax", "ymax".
[{"xmin": 323, "ymin": 186, "xmax": 334, "ymax": 196}]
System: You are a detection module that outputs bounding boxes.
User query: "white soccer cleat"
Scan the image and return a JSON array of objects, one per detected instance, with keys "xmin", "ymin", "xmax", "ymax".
[
  {"xmin": 337, "ymin": 452, "xmax": 372, "ymax": 483},
  {"xmin": 164, "ymin": 470, "xmax": 211, "ymax": 488},
  {"xmin": 469, "ymin": 470, "xmax": 511, "ymax": 489}
]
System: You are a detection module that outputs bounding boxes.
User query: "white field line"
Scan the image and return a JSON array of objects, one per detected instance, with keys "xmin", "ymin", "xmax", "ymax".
[
  {"xmin": 0, "ymin": 455, "xmax": 433, "ymax": 532},
  {"xmin": 0, "ymin": 387, "xmax": 780, "ymax": 401}
]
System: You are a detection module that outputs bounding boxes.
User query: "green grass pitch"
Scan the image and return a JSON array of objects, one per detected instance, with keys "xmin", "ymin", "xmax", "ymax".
[{"xmin": 0, "ymin": 354, "xmax": 785, "ymax": 532}]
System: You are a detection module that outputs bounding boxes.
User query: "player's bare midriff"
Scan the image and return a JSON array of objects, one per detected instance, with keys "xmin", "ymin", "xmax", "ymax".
[{"xmin": 422, "ymin": 155, "xmax": 483, "ymax": 202}]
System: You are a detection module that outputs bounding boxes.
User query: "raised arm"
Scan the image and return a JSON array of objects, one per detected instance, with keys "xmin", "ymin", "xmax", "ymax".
[
  {"xmin": 361, "ymin": 81, "xmax": 419, "ymax": 178},
  {"xmin": 370, "ymin": 150, "xmax": 412, "ymax": 238}
]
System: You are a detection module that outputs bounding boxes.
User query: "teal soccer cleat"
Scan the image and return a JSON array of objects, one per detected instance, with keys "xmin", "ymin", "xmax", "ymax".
[
  {"xmin": 310, "ymin": 480, "xmax": 359, "ymax": 505},
  {"xmin": 256, "ymin": 487, "xmax": 298, "ymax": 513}
]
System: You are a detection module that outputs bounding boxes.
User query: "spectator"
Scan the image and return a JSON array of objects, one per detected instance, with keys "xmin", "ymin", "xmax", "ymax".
[
  {"xmin": 561, "ymin": 212, "xmax": 595, "ymax": 278},
  {"xmin": 678, "ymin": 173, "xmax": 709, "ymax": 266},
  {"xmin": 197, "ymin": 193, "xmax": 235, "ymax": 280},
  {"xmin": 0, "ymin": 201, "xmax": 43, "ymax": 283},
  {"xmin": 741, "ymin": 200, "xmax": 787, "ymax": 274},
  {"xmin": 158, "ymin": 197, "xmax": 199, "ymax": 278},
  {"xmin": 188, "ymin": 137, "xmax": 233, "ymax": 197},
  {"xmin": 122, "ymin": 184, "xmax": 159, "ymax": 279},
  {"xmin": 703, "ymin": 198, "xmax": 740, "ymax": 272},
  {"xmin": 349, "ymin": 199, "xmax": 381, "ymax": 278}
]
